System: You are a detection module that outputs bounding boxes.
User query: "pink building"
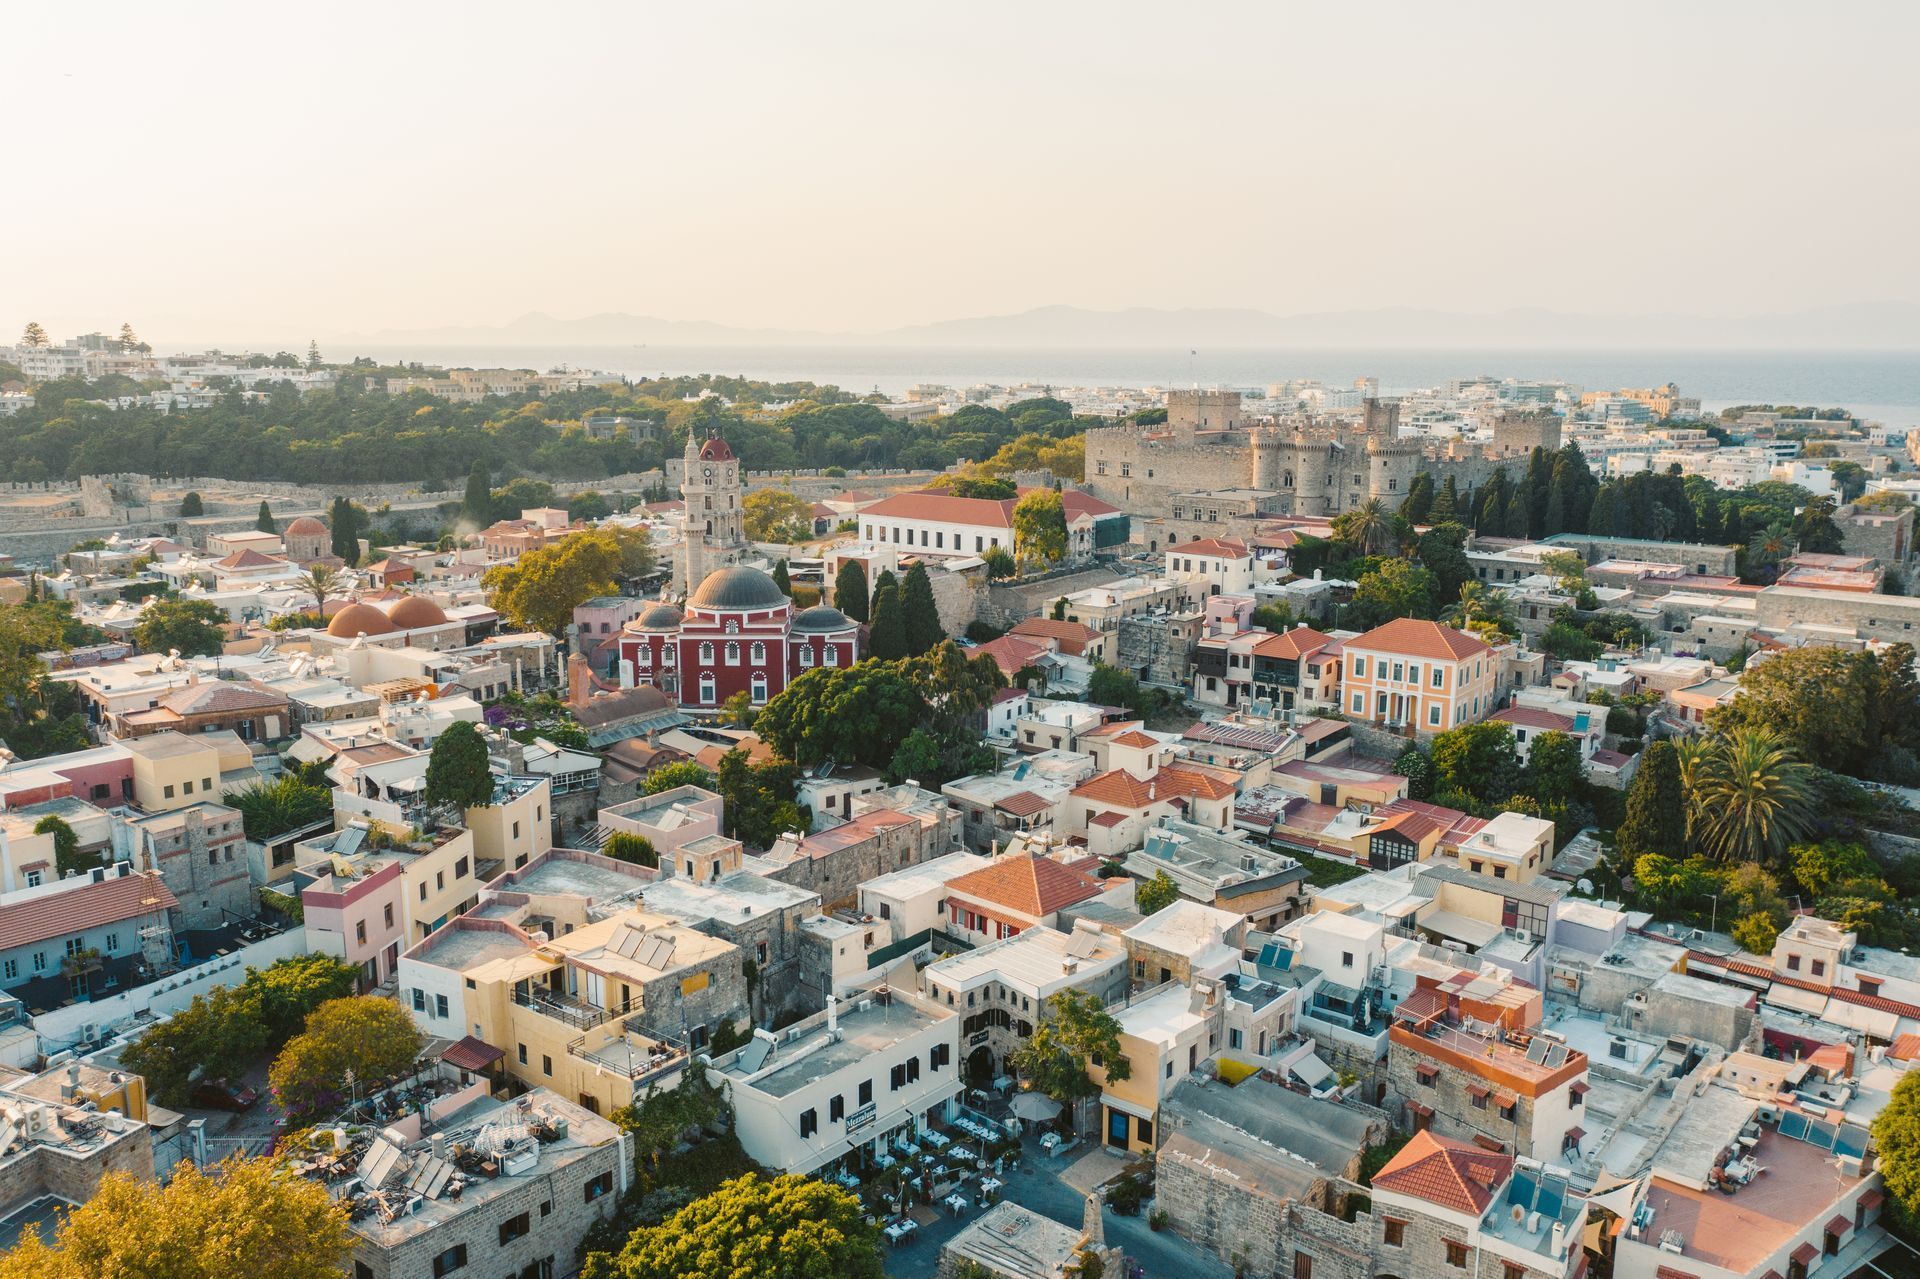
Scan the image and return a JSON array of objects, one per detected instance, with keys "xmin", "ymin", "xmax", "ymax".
[
  {"xmin": 598, "ymin": 784, "xmax": 724, "ymax": 860},
  {"xmin": 300, "ymin": 858, "xmax": 407, "ymax": 990}
]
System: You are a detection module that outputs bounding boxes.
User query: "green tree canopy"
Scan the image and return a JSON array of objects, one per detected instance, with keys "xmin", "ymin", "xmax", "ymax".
[
  {"xmin": 1393, "ymin": 745, "xmax": 1433, "ymax": 801},
  {"xmin": 1136, "ymin": 870, "xmax": 1179, "ymax": 915},
  {"xmin": 868, "ymin": 581, "xmax": 907, "ymax": 660},
  {"xmin": 644, "ymin": 760, "xmax": 716, "ymax": 795},
  {"xmin": 832, "ymin": 559, "xmax": 869, "ymax": 622},
  {"xmin": 900, "ymin": 562, "xmax": 943, "ymax": 655},
  {"xmin": 33, "ymin": 814, "xmax": 91, "ymax": 877},
  {"xmin": 1617, "ymin": 740, "xmax": 1686, "ymax": 863},
  {"xmin": 1431, "ymin": 721, "xmax": 1521, "ymax": 808},
  {"xmin": 1012, "ymin": 489, "xmax": 1068, "ymax": 570},
  {"xmin": 133, "ymin": 597, "xmax": 227, "ymax": 657},
  {"xmin": 1346, "ymin": 558, "xmax": 1437, "ymax": 629},
  {"xmin": 603, "ymin": 831, "xmax": 659, "ymax": 867},
  {"xmin": 268, "ymin": 995, "xmax": 424, "ymax": 1123},
  {"xmin": 179, "ymin": 491, "xmax": 204, "ymax": 516},
  {"xmin": 1708, "ymin": 642, "xmax": 1920, "ymax": 784},
  {"xmin": 1011, "ymin": 990, "xmax": 1130, "ymax": 1128},
  {"xmin": 424, "ymin": 720, "xmax": 494, "ymax": 810},
  {"xmin": 582, "ymin": 1173, "xmax": 884, "ymax": 1279},
  {"xmin": 255, "ymin": 500, "xmax": 275, "ymax": 532}
]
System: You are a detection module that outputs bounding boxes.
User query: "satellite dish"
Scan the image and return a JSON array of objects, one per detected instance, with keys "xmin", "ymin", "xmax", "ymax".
[{"xmin": 1577, "ymin": 878, "xmax": 1595, "ymax": 895}]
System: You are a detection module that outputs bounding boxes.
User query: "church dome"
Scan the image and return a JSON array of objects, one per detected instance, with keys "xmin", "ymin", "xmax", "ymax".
[
  {"xmin": 697, "ymin": 435, "xmax": 735, "ymax": 462},
  {"xmin": 284, "ymin": 516, "xmax": 328, "ymax": 536},
  {"xmin": 791, "ymin": 605, "xmax": 854, "ymax": 633},
  {"xmin": 687, "ymin": 566, "xmax": 786, "ymax": 612},
  {"xmin": 384, "ymin": 595, "xmax": 449, "ymax": 630},
  {"xmin": 327, "ymin": 601, "xmax": 397, "ymax": 637},
  {"xmin": 628, "ymin": 603, "xmax": 684, "ymax": 632}
]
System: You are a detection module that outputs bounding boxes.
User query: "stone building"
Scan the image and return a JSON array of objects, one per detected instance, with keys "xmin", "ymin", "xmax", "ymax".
[
  {"xmin": 1084, "ymin": 392, "xmax": 1560, "ymax": 521},
  {"xmin": 678, "ymin": 432, "xmax": 750, "ymax": 591}
]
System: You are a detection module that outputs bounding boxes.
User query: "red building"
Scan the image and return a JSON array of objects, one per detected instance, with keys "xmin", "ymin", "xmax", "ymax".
[{"xmin": 616, "ymin": 566, "xmax": 862, "ymax": 710}]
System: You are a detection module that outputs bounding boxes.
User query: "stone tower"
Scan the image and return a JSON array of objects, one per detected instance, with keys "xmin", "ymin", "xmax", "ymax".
[{"xmin": 679, "ymin": 431, "xmax": 748, "ymax": 594}]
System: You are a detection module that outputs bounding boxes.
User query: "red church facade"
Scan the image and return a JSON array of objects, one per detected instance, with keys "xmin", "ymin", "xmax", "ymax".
[{"xmin": 616, "ymin": 565, "xmax": 862, "ymax": 710}]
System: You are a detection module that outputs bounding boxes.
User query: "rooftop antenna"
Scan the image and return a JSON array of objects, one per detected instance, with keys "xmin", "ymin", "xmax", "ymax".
[{"xmin": 1188, "ymin": 349, "xmax": 1198, "ymax": 390}]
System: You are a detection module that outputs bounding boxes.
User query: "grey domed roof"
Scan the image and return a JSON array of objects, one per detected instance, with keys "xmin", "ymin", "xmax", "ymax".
[
  {"xmin": 629, "ymin": 602, "xmax": 684, "ymax": 632},
  {"xmin": 791, "ymin": 605, "xmax": 854, "ymax": 632},
  {"xmin": 687, "ymin": 566, "xmax": 787, "ymax": 611}
]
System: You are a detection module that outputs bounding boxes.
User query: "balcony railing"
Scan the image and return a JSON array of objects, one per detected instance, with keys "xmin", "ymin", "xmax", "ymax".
[
  {"xmin": 567, "ymin": 1019, "xmax": 689, "ymax": 1085},
  {"xmin": 513, "ymin": 985, "xmax": 618, "ymax": 1033}
]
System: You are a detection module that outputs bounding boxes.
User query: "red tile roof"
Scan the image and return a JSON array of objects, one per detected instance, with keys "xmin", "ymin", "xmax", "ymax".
[
  {"xmin": 1009, "ymin": 618, "xmax": 1103, "ymax": 652},
  {"xmin": 1349, "ymin": 617, "xmax": 1492, "ymax": 662},
  {"xmin": 1490, "ymin": 706, "xmax": 1577, "ymax": 733},
  {"xmin": 971, "ymin": 635, "xmax": 1049, "ymax": 678},
  {"xmin": 1107, "ymin": 730, "xmax": 1158, "ymax": 749},
  {"xmin": 863, "ymin": 491, "xmax": 1014, "ymax": 527},
  {"xmin": 1055, "ymin": 489, "xmax": 1122, "ymax": 522},
  {"xmin": 1071, "ymin": 769, "xmax": 1161, "ymax": 809},
  {"xmin": 213, "ymin": 548, "xmax": 284, "ymax": 569},
  {"xmin": 1156, "ymin": 766, "xmax": 1236, "ymax": 802},
  {"xmin": 441, "ymin": 1036, "xmax": 505, "ymax": 1071},
  {"xmin": 945, "ymin": 853, "xmax": 1101, "ymax": 916},
  {"xmin": 1252, "ymin": 627, "xmax": 1333, "ymax": 660},
  {"xmin": 1370, "ymin": 1130, "xmax": 1512, "ymax": 1215},
  {"xmin": 0, "ymin": 871, "xmax": 178, "ymax": 951},
  {"xmin": 1890, "ymin": 1033, "xmax": 1920, "ymax": 1062},
  {"xmin": 1167, "ymin": 537, "xmax": 1251, "ymax": 560},
  {"xmin": 993, "ymin": 790, "xmax": 1053, "ymax": 818}
]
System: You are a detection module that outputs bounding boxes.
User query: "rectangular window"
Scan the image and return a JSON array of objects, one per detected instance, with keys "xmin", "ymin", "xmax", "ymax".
[
  {"xmin": 1383, "ymin": 1218, "xmax": 1405, "ymax": 1247},
  {"xmin": 412, "ymin": 988, "xmax": 426, "ymax": 1012},
  {"xmin": 1351, "ymin": 657, "xmax": 1365, "ymax": 677},
  {"xmin": 830, "ymin": 1094, "xmax": 845, "ymax": 1121},
  {"xmin": 384, "ymin": 904, "xmax": 394, "ymax": 928},
  {"xmin": 355, "ymin": 921, "xmax": 367, "ymax": 944},
  {"xmin": 499, "ymin": 1211, "xmax": 530, "ymax": 1244},
  {"xmin": 435, "ymin": 993, "xmax": 449, "ymax": 1018},
  {"xmin": 1432, "ymin": 667, "xmax": 1445, "ymax": 687},
  {"xmin": 584, "ymin": 1171, "xmax": 613, "ymax": 1202},
  {"xmin": 890, "ymin": 1063, "xmax": 906, "ymax": 1091},
  {"xmin": 1445, "ymin": 1240, "xmax": 1467, "ymax": 1268},
  {"xmin": 432, "ymin": 1245, "xmax": 468, "ymax": 1277},
  {"xmin": 1811, "ymin": 959, "xmax": 1826, "ymax": 977},
  {"xmin": 800, "ymin": 1108, "xmax": 818, "ymax": 1138},
  {"xmin": 1787, "ymin": 954, "xmax": 1801, "ymax": 971},
  {"xmin": 519, "ymin": 1043, "xmax": 529, "ymax": 1064},
  {"xmin": 859, "ymin": 1079, "xmax": 873, "ymax": 1106},
  {"xmin": 543, "ymin": 1055, "xmax": 552, "ymax": 1076},
  {"xmin": 455, "ymin": 856, "xmax": 469, "ymax": 878},
  {"xmin": 1294, "ymin": 1253, "xmax": 1312, "ymax": 1279}
]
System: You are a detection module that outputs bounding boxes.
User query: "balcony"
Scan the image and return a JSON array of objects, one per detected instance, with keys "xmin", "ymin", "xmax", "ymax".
[
  {"xmin": 512, "ymin": 985, "xmax": 618, "ymax": 1033},
  {"xmin": 568, "ymin": 1016, "xmax": 689, "ymax": 1087}
]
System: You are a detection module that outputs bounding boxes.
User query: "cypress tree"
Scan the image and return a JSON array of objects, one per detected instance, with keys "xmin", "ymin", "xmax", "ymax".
[
  {"xmin": 900, "ymin": 562, "xmax": 943, "ymax": 655},
  {"xmin": 772, "ymin": 559, "xmax": 792, "ymax": 597},
  {"xmin": 1543, "ymin": 471, "xmax": 1568, "ymax": 537},
  {"xmin": 833, "ymin": 559, "xmax": 869, "ymax": 623},
  {"xmin": 869, "ymin": 582, "xmax": 907, "ymax": 660},
  {"xmin": 1428, "ymin": 476, "xmax": 1459, "ymax": 524},
  {"xmin": 256, "ymin": 501, "xmax": 275, "ymax": 533},
  {"xmin": 1399, "ymin": 473, "xmax": 1435, "ymax": 523},
  {"xmin": 1504, "ymin": 487, "xmax": 1531, "ymax": 538},
  {"xmin": 1617, "ymin": 740, "xmax": 1687, "ymax": 862},
  {"xmin": 463, "ymin": 461, "xmax": 492, "ymax": 526}
]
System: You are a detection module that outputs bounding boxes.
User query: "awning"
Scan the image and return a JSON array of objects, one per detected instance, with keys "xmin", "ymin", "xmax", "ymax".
[
  {"xmin": 1564, "ymin": 1126, "xmax": 1586, "ymax": 1145},
  {"xmin": 1826, "ymin": 1215, "xmax": 1852, "ymax": 1236},
  {"xmin": 1862, "ymin": 1189, "xmax": 1886, "ymax": 1210},
  {"xmin": 1791, "ymin": 1243, "xmax": 1819, "ymax": 1265},
  {"xmin": 1102, "ymin": 1093, "xmax": 1156, "ymax": 1122},
  {"xmin": 1492, "ymin": 1089, "xmax": 1518, "ymax": 1109},
  {"xmin": 1289, "ymin": 1052, "xmax": 1334, "ymax": 1089},
  {"xmin": 1418, "ymin": 908, "xmax": 1504, "ymax": 949},
  {"xmin": 1467, "ymin": 1082, "xmax": 1492, "ymax": 1100},
  {"xmin": 1407, "ymin": 1101, "xmax": 1434, "ymax": 1118},
  {"xmin": 1765, "ymin": 984, "xmax": 1831, "ymax": 1016},
  {"xmin": 1415, "ymin": 1062, "xmax": 1440, "ymax": 1080},
  {"xmin": 440, "ymin": 1036, "xmax": 505, "ymax": 1071},
  {"xmin": 1473, "ymin": 1135, "xmax": 1506, "ymax": 1153},
  {"xmin": 1570, "ymin": 1080, "xmax": 1591, "ymax": 1097},
  {"xmin": 1654, "ymin": 1266, "xmax": 1699, "ymax": 1279}
]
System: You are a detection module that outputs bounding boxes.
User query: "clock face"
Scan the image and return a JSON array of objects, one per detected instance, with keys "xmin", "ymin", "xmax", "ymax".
[{"xmin": 703, "ymin": 467, "xmax": 712, "ymax": 479}]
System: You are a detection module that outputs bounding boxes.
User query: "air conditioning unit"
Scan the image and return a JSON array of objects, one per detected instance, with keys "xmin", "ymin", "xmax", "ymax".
[{"xmin": 1513, "ymin": 929, "xmax": 1533, "ymax": 946}]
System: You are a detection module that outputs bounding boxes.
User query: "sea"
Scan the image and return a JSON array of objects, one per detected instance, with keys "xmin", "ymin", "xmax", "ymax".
[{"xmin": 343, "ymin": 343, "xmax": 1920, "ymax": 426}]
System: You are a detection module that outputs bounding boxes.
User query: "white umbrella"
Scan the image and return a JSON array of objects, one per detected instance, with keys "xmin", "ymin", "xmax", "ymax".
[{"xmin": 1009, "ymin": 1091, "xmax": 1062, "ymax": 1121}]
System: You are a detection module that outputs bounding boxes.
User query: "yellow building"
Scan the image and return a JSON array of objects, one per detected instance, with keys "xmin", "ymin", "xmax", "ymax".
[
  {"xmin": 124, "ymin": 731, "xmax": 250, "ymax": 812},
  {"xmin": 1091, "ymin": 981, "xmax": 1221, "ymax": 1154}
]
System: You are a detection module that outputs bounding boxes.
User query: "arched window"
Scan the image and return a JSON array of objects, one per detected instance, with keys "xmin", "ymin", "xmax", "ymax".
[
  {"xmin": 698, "ymin": 642, "xmax": 714, "ymax": 664},
  {"xmin": 750, "ymin": 641, "xmax": 766, "ymax": 664},
  {"xmin": 662, "ymin": 644, "xmax": 676, "ymax": 666},
  {"xmin": 725, "ymin": 642, "xmax": 740, "ymax": 666},
  {"xmin": 750, "ymin": 674, "xmax": 768, "ymax": 704},
  {"xmin": 725, "ymin": 619, "xmax": 739, "ymax": 634},
  {"xmin": 634, "ymin": 645, "xmax": 650, "ymax": 667},
  {"xmin": 698, "ymin": 673, "xmax": 715, "ymax": 705},
  {"xmin": 798, "ymin": 644, "xmax": 813, "ymax": 667},
  {"xmin": 705, "ymin": 519, "xmax": 713, "ymax": 534},
  {"xmin": 1283, "ymin": 471, "xmax": 1294, "ymax": 488},
  {"xmin": 824, "ymin": 644, "xmax": 840, "ymax": 667}
]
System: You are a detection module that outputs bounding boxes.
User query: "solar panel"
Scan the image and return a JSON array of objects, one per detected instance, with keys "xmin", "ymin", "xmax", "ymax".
[
  {"xmin": 1065, "ymin": 929, "xmax": 1100, "ymax": 959},
  {"xmin": 1256, "ymin": 942, "xmax": 1281, "ymax": 967},
  {"xmin": 612, "ymin": 926, "xmax": 648, "ymax": 959},
  {"xmin": 1544, "ymin": 1044, "xmax": 1568, "ymax": 1069},
  {"xmin": 1779, "ymin": 1111, "xmax": 1810, "ymax": 1141},
  {"xmin": 1507, "ymin": 1169, "xmax": 1537, "ymax": 1207},
  {"xmin": 1535, "ymin": 1176, "xmax": 1566, "ymax": 1221},
  {"xmin": 736, "ymin": 1036, "xmax": 772, "ymax": 1072},
  {"xmin": 1525, "ymin": 1040, "xmax": 1551, "ymax": 1065},
  {"xmin": 1836, "ymin": 1124, "xmax": 1870, "ymax": 1159},
  {"xmin": 1805, "ymin": 1119, "xmax": 1837, "ymax": 1151}
]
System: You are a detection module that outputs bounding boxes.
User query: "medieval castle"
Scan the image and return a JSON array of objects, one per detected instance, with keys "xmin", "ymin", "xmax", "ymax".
[{"xmin": 1082, "ymin": 389, "xmax": 1561, "ymax": 519}]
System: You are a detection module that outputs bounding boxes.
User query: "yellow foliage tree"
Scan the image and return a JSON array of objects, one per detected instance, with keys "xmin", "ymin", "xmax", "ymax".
[
  {"xmin": 743, "ymin": 487, "xmax": 814, "ymax": 542},
  {"xmin": 268, "ymin": 995, "xmax": 424, "ymax": 1123},
  {"xmin": 0, "ymin": 1156, "xmax": 351, "ymax": 1279},
  {"xmin": 483, "ymin": 529, "xmax": 634, "ymax": 636}
]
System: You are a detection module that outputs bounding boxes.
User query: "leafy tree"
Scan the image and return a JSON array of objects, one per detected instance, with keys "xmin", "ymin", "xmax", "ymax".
[
  {"xmin": 1414, "ymin": 523, "xmax": 1476, "ymax": 606},
  {"xmin": 1539, "ymin": 620, "xmax": 1601, "ymax": 662},
  {"xmin": 1792, "ymin": 495, "xmax": 1845, "ymax": 555},
  {"xmin": 300, "ymin": 563, "xmax": 339, "ymax": 618},
  {"xmin": 0, "ymin": 1155, "xmax": 352, "ymax": 1279},
  {"xmin": 250, "ymin": 953, "xmax": 361, "ymax": 1042},
  {"xmin": 713, "ymin": 747, "xmax": 807, "ymax": 848},
  {"xmin": 1399, "ymin": 472, "xmax": 1434, "ymax": 524},
  {"xmin": 133, "ymin": 597, "xmax": 227, "ymax": 657},
  {"xmin": 1789, "ymin": 840, "xmax": 1882, "ymax": 899},
  {"xmin": 255, "ymin": 500, "xmax": 275, "ymax": 533},
  {"xmin": 19, "ymin": 322, "xmax": 48, "ymax": 348},
  {"xmin": 568, "ymin": 489, "xmax": 614, "ymax": 522},
  {"xmin": 463, "ymin": 460, "xmax": 493, "ymax": 526},
  {"xmin": 1251, "ymin": 601, "xmax": 1294, "ymax": 633},
  {"xmin": 603, "ymin": 832, "xmax": 659, "ymax": 867},
  {"xmin": 1136, "ymin": 870, "xmax": 1179, "ymax": 916},
  {"xmin": 1431, "ymin": 721, "xmax": 1521, "ymax": 807},
  {"xmin": 1524, "ymin": 731, "xmax": 1585, "ymax": 805},
  {"xmin": 1731, "ymin": 910, "xmax": 1782, "ymax": 954},
  {"xmin": 755, "ymin": 662, "xmax": 926, "ymax": 769},
  {"xmin": 1708, "ymin": 643, "xmax": 1920, "ymax": 783},
  {"xmin": 1618, "ymin": 741, "xmax": 1686, "ymax": 862},
  {"xmin": 1443, "ymin": 579, "xmax": 1515, "ymax": 639},
  {"xmin": 1346, "ymin": 558, "xmax": 1437, "ymax": 629},
  {"xmin": 932, "ymin": 474, "xmax": 1019, "ymax": 500},
  {"xmin": 1872, "ymin": 1071, "xmax": 1920, "ymax": 1229},
  {"xmin": 268, "ymin": 995, "xmax": 424, "ymax": 1122},
  {"xmin": 1086, "ymin": 663, "xmax": 1155, "ymax": 719},
  {"xmin": 887, "ymin": 728, "xmax": 943, "ymax": 786},
  {"xmin": 581, "ymin": 1173, "xmax": 884, "ymax": 1279},
  {"xmin": 1393, "ymin": 745, "xmax": 1433, "ymax": 801},
  {"xmin": 424, "ymin": 720, "xmax": 494, "ymax": 810},
  {"xmin": 179, "ymin": 491, "xmax": 204, "ymax": 516},
  {"xmin": 644, "ymin": 760, "xmax": 717, "ymax": 794},
  {"xmin": 1689, "ymin": 728, "xmax": 1815, "ymax": 864},
  {"xmin": 222, "ymin": 774, "xmax": 332, "ymax": 841},
  {"xmin": 34, "ymin": 814, "xmax": 92, "ymax": 877},
  {"xmin": 1010, "ymin": 989, "xmax": 1130, "ymax": 1129},
  {"xmin": 1829, "ymin": 461, "xmax": 1869, "ymax": 502},
  {"xmin": 900, "ymin": 562, "xmax": 943, "ymax": 655},
  {"xmin": 982, "ymin": 545, "xmax": 1017, "ymax": 579},
  {"xmin": 1051, "ymin": 596, "xmax": 1068, "ymax": 621},
  {"xmin": 483, "ymin": 528, "xmax": 627, "ymax": 636},
  {"xmin": 118, "ymin": 322, "xmax": 142, "ymax": 350},
  {"xmin": 1012, "ymin": 489, "xmax": 1068, "ymax": 570},
  {"xmin": 832, "ymin": 559, "xmax": 869, "ymax": 622},
  {"xmin": 868, "ymin": 581, "xmax": 907, "ymax": 660},
  {"xmin": 770, "ymin": 559, "xmax": 792, "ymax": 598},
  {"xmin": 743, "ymin": 486, "xmax": 814, "ymax": 542}
]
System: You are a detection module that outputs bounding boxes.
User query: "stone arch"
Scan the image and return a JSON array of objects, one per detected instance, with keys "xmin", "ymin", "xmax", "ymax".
[{"xmin": 1283, "ymin": 470, "xmax": 1294, "ymax": 488}]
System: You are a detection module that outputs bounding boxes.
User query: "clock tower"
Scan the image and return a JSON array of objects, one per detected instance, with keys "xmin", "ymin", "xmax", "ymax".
[{"xmin": 679, "ymin": 430, "xmax": 748, "ymax": 593}]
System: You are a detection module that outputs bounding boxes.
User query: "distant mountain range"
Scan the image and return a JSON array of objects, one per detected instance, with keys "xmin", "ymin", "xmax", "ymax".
[{"xmin": 344, "ymin": 301, "xmax": 1920, "ymax": 350}]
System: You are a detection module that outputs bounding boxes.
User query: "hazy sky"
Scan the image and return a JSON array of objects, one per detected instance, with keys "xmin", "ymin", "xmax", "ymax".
[{"xmin": 7, "ymin": 1, "xmax": 1918, "ymax": 344}]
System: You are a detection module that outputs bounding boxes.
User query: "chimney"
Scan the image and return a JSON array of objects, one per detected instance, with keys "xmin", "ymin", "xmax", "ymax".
[
  {"xmin": 826, "ymin": 994, "xmax": 838, "ymax": 1036},
  {"xmin": 1082, "ymin": 1191, "xmax": 1104, "ymax": 1248},
  {"xmin": 431, "ymin": 1133, "xmax": 447, "ymax": 1161}
]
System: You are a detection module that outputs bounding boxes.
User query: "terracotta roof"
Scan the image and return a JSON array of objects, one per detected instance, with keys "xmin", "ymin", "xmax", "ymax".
[
  {"xmin": 1056, "ymin": 490, "xmax": 1122, "ymax": 521},
  {"xmin": 1370, "ymin": 1130, "xmax": 1512, "ymax": 1215},
  {"xmin": 440, "ymin": 1036, "xmax": 505, "ymax": 1071},
  {"xmin": 1349, "ymin": 617, "xmax": 1492, "ymax": 662},
  {"xmin": 0, "ymin": 871, "xmax": 178, "ymax": 951},
  {"xmin": 945, "ymin": 853, "xmax": 1101, "ymax": 916},
  {"xmin": 154, "ymin": 679, "xmax": 287, "ymax": 716},
  {"xmin": 1167, "ymin": 537, "xmax": 1251, "ymax": 560},
  {"xmin": 1890, "ymin": 1033, "xmax": 1920, "ymax": 1062},
  {"xmin": 1372, "ymin": 807, "xmax": 1445, "ymax": 843},
  {"xmin": 1009, "ymin": 617, "xmax": 1102, "ymax": 650},
  {"xmin": 862, "ymin": 491, "xmax": 1014, "ymax": 527},
  {"xmin": 1252, "ymin": 627, "xmax": 1333, "ymax": 660},
  {"xmin": 213, "ymin": 548, "xmax": 284, "ymax": 569},
  {"xmin": 1491, "ymin": 706, "xmax": 1576, "ymax": 732},
  {"xmin": 1108, "ymin": 730, "xmax": 1158, "ymax": 749},
  {"xmin": 993, "ymin": 790, "xmax": 1053, "ymax": 818},
  {"xmin": 284, "ymin": 516, "xmax": 328, "ymax": 536},
  {"xmin": 1088, "ymin": 811, "xmax": 1127, "ymax": 828},
  {"xmin": 1156, "ymin": 766, "xmax": 1236, "ymax": 802},
  {"xmin": 971, "ymin": 635, "xmax": 1049, "ymax": 678},
  {"xmin": 1071, "ymin": 769, "xmax": 1161, "ymax": 809},
  {"xmin": 1081, "ymin": 719, "xmax": 1144, "ymax": 739},
  {"xmin": 571, "ymin": 684, "xmax": 673, "ymax": 729}
]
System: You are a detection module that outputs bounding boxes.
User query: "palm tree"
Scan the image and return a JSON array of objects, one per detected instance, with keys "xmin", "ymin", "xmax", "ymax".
[
  {"xmin": 1336, "ymin": 498, "xmax": 1400, "ymax": 557},
  {"xmin": 1445, "ymin": 580, "xmax": 1515, "ymax": 637},
  {"xmin": 300, "ymin": 563, "xmax": 340, "ymax": 621},
  {"xmin": 1690, "ymin": 728, "xmax": 1815, "ymax": 864}
]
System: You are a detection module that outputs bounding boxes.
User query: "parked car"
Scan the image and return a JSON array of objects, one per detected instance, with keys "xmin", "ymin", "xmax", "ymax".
[{"xmin": 190, "ymin": 1080, "xmax": 259, "ymax": 1111}]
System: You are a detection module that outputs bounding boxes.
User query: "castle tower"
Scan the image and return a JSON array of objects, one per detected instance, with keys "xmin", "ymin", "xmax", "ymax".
[{"xmin": 679, "ymin": 431, "xmax": 748, "ymax": 593}]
